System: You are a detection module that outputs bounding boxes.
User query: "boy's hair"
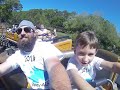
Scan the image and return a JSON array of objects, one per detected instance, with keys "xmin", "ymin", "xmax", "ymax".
[{"xmin": 75, "ymin": 31, "xmax": 98, "ymax": 49}]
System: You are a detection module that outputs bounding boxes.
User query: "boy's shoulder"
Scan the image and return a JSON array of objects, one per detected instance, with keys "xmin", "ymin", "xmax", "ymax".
[
  {"xmin": 91, "ymin": 56, "xmax": 104, "ymax": 70},
  {"xmin": 93, "ymin": 56, "xmax": 104, "ymax": 61}
]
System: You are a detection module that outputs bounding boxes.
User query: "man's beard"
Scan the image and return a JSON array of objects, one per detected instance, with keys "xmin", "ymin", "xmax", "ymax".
[{"xmin": 17, "ymin": 37, "xmax": 36, "ymax": 52}]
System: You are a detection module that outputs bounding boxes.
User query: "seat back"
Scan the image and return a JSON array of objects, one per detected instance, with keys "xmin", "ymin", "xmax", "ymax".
[
  {"xmin": 95, "ymin": 49, "xmax": 120, "ymax": 90},
  {"xmin": 95, "ymin": 49, "xmax": 119, "ymax": 81}
]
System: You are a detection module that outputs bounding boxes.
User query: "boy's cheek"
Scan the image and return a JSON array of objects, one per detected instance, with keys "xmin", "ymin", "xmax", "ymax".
[
  {"xmin": 76, "ymin": 56, "xmax": 82, "ymax": 62},
  {"xmin": 89, "ymin": 56, "xmax": 95, "ymax": 62}
]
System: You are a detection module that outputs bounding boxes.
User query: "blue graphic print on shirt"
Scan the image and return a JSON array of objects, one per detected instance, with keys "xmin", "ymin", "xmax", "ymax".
[{"xmin": 28, "ymin": 66, "xmax": 49, "ymax": 83}]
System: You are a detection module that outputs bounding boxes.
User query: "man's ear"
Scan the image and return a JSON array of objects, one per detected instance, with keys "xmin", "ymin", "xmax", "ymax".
[
  {"xmin": 34, "ymin": 31, "xmax": 38, "ymax": 37},
  {"xmin": 74, "ymin": 48, "xmax": 76, "ymax": 54}
]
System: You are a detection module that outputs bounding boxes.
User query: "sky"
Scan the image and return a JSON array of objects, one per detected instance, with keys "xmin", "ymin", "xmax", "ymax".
[{"xmin": 20, "ymin": 0, "xmax": 120, "ymax": 33}]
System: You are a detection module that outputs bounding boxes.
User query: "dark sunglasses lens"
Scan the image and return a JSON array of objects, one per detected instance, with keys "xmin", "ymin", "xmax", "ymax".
[
  {"xmin": 16, "ymin": 27, "xmax": 32, "ymax": 34},
  {"xmin": 16, "ymin": 28, "xmax": 22, "ymax": 34},
  {"xmin": 24, "ymin": 27, "xmax": 31, "ymax": 33}
]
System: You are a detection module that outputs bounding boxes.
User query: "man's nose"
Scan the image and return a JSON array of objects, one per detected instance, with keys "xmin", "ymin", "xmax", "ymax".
[{"xmin": 21, "ymin": 29, "xmax": 26, "ymax": 35}]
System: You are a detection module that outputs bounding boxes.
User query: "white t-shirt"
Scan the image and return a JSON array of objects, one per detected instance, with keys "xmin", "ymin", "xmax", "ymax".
[
  {"xmin": 67, "ymin": 55, "xmax": 104, "ymax": 81},
  {"xmin": 6, "ymin": 41, "xmax": 63, "ymax": 89}
]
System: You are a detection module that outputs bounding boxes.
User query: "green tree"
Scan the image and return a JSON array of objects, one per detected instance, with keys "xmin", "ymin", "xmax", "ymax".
[
  {"xmin": 0, "ymin": 4, "xmax": 11, "ymax": 22},
  {"xmin": 63, "ymin": 14, "xmax": 120, "ymax": 55},
  {"xmin": 0, "ymin": 0, "xmax": 22, "ymax": 22},
  {"xmin": 4, "ymin": 0, "xmax": 22, "ymax": 11}
]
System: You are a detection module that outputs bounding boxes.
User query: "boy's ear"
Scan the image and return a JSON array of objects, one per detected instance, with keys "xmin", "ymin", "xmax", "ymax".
[{"xmin": 96, "ymin": 49, "xmax": 98, "ymax": 54}]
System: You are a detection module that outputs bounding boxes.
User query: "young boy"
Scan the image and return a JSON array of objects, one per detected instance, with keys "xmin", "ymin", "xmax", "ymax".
[{"xmin": 67, "ymin": 31, "xmax": 120, "ymax": 89}]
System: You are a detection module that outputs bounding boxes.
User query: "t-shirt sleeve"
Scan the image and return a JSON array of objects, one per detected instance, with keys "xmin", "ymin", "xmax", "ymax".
[
  {"xmin": 94, "ymin": 56, "xmax": 104, "ymax": 70},
  {"xmin": 6, "ymin": 53, "xmax": 19, "ymax": 70},
  {"xmin": 66, "ymin": 57, "xmax": 78, "ymax": 71},
  {"xmin": 43, "ymin": 42, "xmax": 64, "ymax": 61}
]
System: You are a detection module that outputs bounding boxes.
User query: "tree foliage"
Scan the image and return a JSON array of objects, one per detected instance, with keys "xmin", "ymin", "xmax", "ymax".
[
  {"xmin": 1, "ymin": 6, "xmax": 120, "ymax": 55},
  {"xmin": 63, "ymin": 14, "xmax": 120, "ymax": 54},
  {"xmin": 9, "ymin": 9, "xmax": 75, "ymax": 28},
  {"xmin": 0, "ymin": 4, "xmax": 11, "ymax": 22},
  {"xmin": 0, "ymin": 0, "xmax": 22, "ymax": 22}
]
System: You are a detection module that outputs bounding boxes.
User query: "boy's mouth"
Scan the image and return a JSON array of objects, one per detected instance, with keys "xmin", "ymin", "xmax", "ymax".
[{"xmin": 81, "ymin": 62, "xmax": 88, "ymax": 65}]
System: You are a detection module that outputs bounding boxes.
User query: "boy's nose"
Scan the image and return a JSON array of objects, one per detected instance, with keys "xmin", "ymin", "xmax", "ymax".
[{"xmin": 82, "ymin": 55, "xmax": 89, "ymax": 62}]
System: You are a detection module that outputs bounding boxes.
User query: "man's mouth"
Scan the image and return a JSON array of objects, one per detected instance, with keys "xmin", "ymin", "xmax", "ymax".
[{"xmin": 20, "ymin": 37, "xmax": 27, "ymax": 39}]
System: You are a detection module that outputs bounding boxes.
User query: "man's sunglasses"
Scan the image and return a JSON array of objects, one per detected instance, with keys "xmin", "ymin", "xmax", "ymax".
[{"xmin": 16, "ymin": 27, "xmax": 33, "ymax": 34}]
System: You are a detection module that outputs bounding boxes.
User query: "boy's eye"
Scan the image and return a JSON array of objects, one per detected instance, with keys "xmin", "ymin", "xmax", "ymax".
[{"xmin": 88, "ymin": 53, "xmax": 94, "ymax": 56}]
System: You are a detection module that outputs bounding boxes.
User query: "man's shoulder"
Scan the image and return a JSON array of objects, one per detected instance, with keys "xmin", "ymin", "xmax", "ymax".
[
  {"xmin": 9, "ymin": 50, "xmax": 20, "ymax": 56},
  {"xmin": 7, "ymin": 50, "xmax": 20, "ymax": 62},
  {"xmin": 34, "ymin": 40, "xmax": 54, "ymax": 51},
  {"xmin": 35, "ymin": 40, "xmax": 52, "ymax": 46}
]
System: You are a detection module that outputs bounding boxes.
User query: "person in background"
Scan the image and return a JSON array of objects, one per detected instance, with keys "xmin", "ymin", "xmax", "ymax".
[
  {"xmin": 0, "ymin": 20, "xmax": 72, "ymax": 90},
  {"xmin": 53, "ymin": 28, "xmax": 57, "ymax": 38},
  {"xmin": 11, "ymin": 24, "xmax": 18, "ymax": 33},
  {"xmin": 36, "ymin": 24, "xmax": 51, "ymax": 41},
  {"xmin": 67, "ymin": 31, "xmax": 120, "ymax": 90}
]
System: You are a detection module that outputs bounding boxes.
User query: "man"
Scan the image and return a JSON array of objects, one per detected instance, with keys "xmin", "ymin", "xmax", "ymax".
[{"xmin": 0, "ymin": 20, "xmax": 71, "ymax": 90}]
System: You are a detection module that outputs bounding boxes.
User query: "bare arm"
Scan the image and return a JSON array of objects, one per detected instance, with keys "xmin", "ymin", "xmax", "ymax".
[
  {"xmin": 101, "ymin": 60, "xmax": 120, "ymax": 74},
  {"xmin": 0, "ymin": 60, "xmax": 14, "ymax": 77},
  {"xmin": 45, "ymin": 57, "xmax": 72, "ymax": 90},
  {"xmin": 68, "ymin": 69, "xmax": 95, "ymax": 90}
]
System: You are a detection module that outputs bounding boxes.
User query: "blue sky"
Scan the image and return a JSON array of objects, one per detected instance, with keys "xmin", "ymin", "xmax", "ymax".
[{"xmin": 20, "ymin": 0, "xmax": 120, "ymax": 33}]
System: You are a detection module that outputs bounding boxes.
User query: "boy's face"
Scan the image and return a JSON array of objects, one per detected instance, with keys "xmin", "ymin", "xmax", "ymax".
[{"xmin": 74, "ymin": 45, "xmax": 97, "ymax": 66}]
